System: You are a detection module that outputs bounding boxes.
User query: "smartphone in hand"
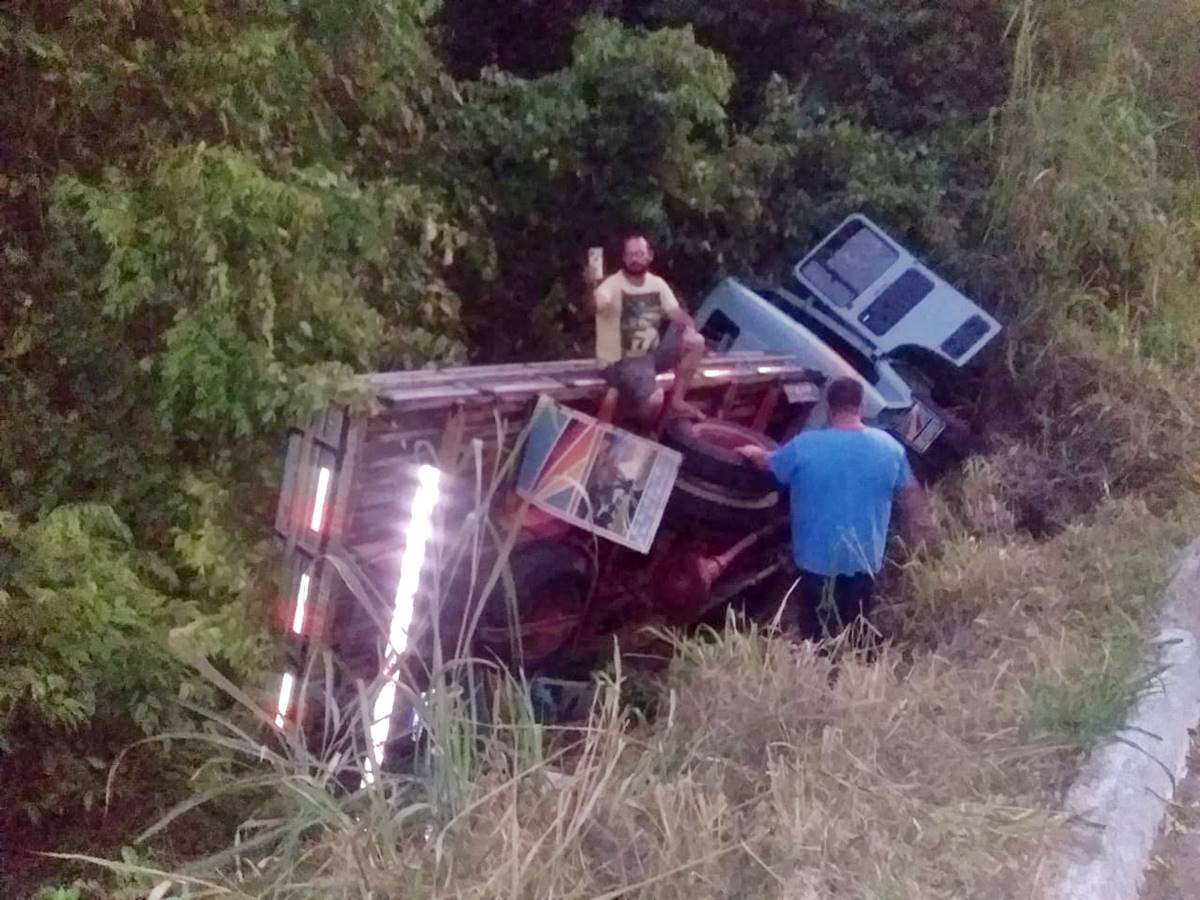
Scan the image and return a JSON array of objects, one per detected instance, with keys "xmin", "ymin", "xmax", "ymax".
[{"xmin": 586, "ymin": 247, "xmax": 604, "ymax": 285}]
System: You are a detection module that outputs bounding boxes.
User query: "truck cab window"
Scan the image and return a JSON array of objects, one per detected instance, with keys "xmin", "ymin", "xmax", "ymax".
[
  {"xmin": 799, "ymin": 221, "xmax": 899, "ymax": 308},
  {"xmin": 700, "ymin": 309, "xmax": 741, "ymax": 352}
]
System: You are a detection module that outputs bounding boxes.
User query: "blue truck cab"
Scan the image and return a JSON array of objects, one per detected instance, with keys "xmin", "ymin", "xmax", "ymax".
[{"xmin": 694, "ymin": 214, "xmax": 1001, "ymax": 459}]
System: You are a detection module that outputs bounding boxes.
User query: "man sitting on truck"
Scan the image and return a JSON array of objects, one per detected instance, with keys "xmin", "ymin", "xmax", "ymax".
[
  {"xmin": 583, "ymin": 234, "xmax": 705, "ymax": 426},
  {"xmin": 737, "ymin": 377, "xmax": 941, "ymax": 644}
]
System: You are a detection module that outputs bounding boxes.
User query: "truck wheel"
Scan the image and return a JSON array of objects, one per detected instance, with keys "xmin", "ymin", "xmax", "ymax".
[
  {"xmin": 666, "ymin": 474, "xmax": 783, "ymax": 532},
  {"xmin": 661, "ymin": 418, "xmax": 779, "ymax": 493},
  {"xmin": 476, "ymin": 541, "xmax": 592, "ymax": 664}
]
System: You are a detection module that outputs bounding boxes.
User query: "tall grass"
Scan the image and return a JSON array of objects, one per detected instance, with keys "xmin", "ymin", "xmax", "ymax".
[
  {"xmin": 992, "ymin": 0, "xmax": 1200, "ymax": 368},
  {"xmin": 57, "ymin": 622, "xmax": 1066, "ymax": 899},
  {"xmin": 55, "ymin": 457, "xmax": 1200, "ymax": 899},
  {"xmin": 896, "ymin": 458, "xmax": 1200, "ymax": 755},
  {"xmin": 984, "ymin": 0, "xmax": 1200, "ymax": 544}
]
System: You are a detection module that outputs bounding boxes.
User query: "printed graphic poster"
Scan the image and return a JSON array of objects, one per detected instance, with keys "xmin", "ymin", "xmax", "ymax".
[{"xmin": 516, "ymin": 396, "xmax": 681, "ymax": 553}]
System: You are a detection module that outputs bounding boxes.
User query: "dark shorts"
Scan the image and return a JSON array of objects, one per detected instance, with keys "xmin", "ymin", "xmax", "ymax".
[
  {"xmin": 602, "ymin": 320, "xmax": 689, "ymax": 409},
  {"xmin": 787, "ymin": 569, "xmax": 877, "ymax": 644}
]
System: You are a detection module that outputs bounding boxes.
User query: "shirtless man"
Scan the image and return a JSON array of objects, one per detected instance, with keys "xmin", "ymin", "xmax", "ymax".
[{"xmin": 583, "ymin": 234, "xmax": 705, "ymax": 426}]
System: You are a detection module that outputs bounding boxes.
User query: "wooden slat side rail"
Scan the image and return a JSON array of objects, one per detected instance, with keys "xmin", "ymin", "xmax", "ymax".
[
  {"xmin": 364, "ymin": 351, "xmax": 784, "ymax": 392},
  {"xmin": 366, "ymin": 353, "xmax": 820, "ymax": 408},
  {"xmin": 312, "ymin": 412, "xmax": 365, "ymax": 646}
]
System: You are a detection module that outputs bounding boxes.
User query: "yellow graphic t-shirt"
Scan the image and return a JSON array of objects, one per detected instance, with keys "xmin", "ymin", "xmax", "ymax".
[{"xmin": 593, "ymin": 271, "xmax": 681, "ymax": 363}]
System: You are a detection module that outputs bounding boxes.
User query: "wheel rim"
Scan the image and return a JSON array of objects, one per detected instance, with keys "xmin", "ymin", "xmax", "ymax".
[
  {"xmin": 675, "ymin": 475, "xmax": 780, "ymax": 510},
  {"xmin": 691, "ymin": 420, "xmax": 775, "ymax": 452}
]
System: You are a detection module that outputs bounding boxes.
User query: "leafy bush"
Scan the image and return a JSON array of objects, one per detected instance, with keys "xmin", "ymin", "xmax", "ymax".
[
  {"xmin": 438, "ymin": 18, "xmax": 956, "ymax": 358},
  {"xmin": 50, "ymin": 146, "xmax": 463, "ymax": 440},
  {"xmin": 0, "ymin": 505, "xmax": 192, "ymax": 734},
  {"xmin": 0, "ymin": 497, "xmax": 271, "ymax": 835},
  {"xmin": 438, "ymin": 19, "xmax": 739, "ymax": 356},
  {"xmin": 0, "ymin": 0, "xmax": 460, "ymax": 840},
  {"xmin": 0, "ymin": 506, "xmax": 195, "ymax": 822},
  {"xmin": 639, "ymin": 0, "xmax": 1012, "ymax": 133}
]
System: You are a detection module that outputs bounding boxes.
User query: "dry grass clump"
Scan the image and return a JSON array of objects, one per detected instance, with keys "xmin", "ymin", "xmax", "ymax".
[
  {"xmin": 889, "ymin": 461, "xmax": 1199, "ymax": 760},
  {"xmin": 66, "ymin": 624, "xmax": 1064, "ymax": 900},
  {"xmin": 59, "ymin": 487, "xmax": 1198, "ymax": 900},
  {"xmin": 980, "ymin": 329, "xmax": 1200, "ymax": 534},
  {"xmin": 651, "ymin": 633, "xmax": 1057, "ymax": 898},
  {"xmin": 258, "ymin": 631, "xmax": 1056, "ymax": 900}
]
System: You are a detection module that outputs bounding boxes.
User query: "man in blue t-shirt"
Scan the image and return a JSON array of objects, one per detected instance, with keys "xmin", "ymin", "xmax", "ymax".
[{"xmin": 738, "ymin": 377, "xmax": 940, "ymax": 642}]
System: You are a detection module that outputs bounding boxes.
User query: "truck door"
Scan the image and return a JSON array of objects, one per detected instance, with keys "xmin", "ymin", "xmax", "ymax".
[{"xmin": 791, "ymin": 215, "xmax": 1001, "ymax": 366}]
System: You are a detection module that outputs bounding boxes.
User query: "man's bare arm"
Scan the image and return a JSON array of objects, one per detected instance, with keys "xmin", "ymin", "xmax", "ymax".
[
  {"xmin": 664, "ymin": 303, "xmax": 696, "ymax": 329},
  {"xmin": 897, "ymin": 482, "xmax": 942, "ymax": 551},
  {"xmin": 582, "ymin": 268, "xmax": 604, "ymax": 316}
]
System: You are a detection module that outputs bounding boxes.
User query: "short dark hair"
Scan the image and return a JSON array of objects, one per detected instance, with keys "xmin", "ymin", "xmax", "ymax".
[
  {"xmin": 826, "ymin": 377, "xmax": 864, "ymax": 412},
  {"xmin": 622, "ymin": 233, "xmax": 651, "ymax": 250}
]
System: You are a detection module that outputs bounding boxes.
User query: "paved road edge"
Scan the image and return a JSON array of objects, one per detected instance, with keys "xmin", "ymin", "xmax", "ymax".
[{"xmin": 1042, "ymin": 540, "xmax": 1200, "ymax": 900}]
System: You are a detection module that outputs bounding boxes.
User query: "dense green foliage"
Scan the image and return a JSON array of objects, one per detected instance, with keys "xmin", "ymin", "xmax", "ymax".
[
  {"xmin": 995, "ymin": 1, "xmax": 1200, "ymax": 366},
  {"xmin": 0, "ymin": 0, "xmax": 1197, "ymax": 877},
  {"xmin": 0, "ymin": 0, "xmax": 463, "ymax": 834},
  {"xmin": 0, "ymin": 505, "xmax": 184, "ymax": 735}
]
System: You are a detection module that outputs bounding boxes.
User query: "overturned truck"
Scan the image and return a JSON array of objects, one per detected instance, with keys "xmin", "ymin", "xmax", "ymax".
[
  {"xmin": 271, "ymin": 354, "xmax": 822, "ymax": 768},
  {"xmin": 269, "ymin": 215, "xmax": 1003, "ymax": 770}
]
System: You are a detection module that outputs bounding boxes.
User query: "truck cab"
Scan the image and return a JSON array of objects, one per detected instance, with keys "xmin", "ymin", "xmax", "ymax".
[{"xmin": 694, "ymin": 214, "xmax": 1001, "ymax": 458}]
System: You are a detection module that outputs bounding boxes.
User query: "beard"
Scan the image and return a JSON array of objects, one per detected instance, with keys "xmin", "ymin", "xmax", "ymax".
[{"xmin": 622, "ymin": 261, "xmax": 649, "ymax": 276}]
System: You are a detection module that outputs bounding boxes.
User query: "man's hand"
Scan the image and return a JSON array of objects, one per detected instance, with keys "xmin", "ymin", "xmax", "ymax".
[
  {"xmin": 897, "ymin": 483, "xmax": 943, "ymax": 554},
  {"xmin": 736, "ymin": 445, "xmax": 772, "ymax": 471}
]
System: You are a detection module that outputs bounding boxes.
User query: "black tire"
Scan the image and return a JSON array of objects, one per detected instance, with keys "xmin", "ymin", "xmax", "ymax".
[
  {"xmin": 483, "ymin": 540, "xmax": 591, "ymax": 622},
  {"xmin": 661, "ymin": 418, "xmax": 779, "ymax": 493},
  {"xmin": 666, "ymin": 474, "xmax": 783, "ymax": 532},
  {"xmin": 477, "ymin": 541, "xmax": 592, "ymax": 663}
]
